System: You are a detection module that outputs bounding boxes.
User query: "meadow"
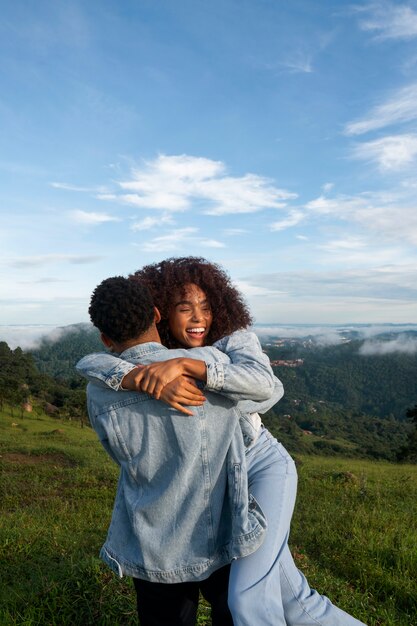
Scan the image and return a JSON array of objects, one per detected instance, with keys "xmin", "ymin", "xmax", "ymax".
[{"xmin": 1, "ymin": 408, "xmax": 416, "ymax": 625}]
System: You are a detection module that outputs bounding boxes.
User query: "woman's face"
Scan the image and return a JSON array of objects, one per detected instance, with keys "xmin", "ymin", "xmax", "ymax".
[{"xmin": 168, "ymin": 283, "xmax": 213, "ymax": 348}]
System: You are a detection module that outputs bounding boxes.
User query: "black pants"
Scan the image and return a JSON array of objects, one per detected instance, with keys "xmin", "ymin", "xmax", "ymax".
[{"xmin": 133, "ymin": 564, "xmax": 233, "ymax": 626}]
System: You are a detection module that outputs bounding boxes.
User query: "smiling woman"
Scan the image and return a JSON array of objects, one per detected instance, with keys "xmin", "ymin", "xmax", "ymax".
[
  {"xmin": 129, "ymin": 256, "xmax": 253, "ymax": 348},
  {"xmin": 77, "ymin": 257, "xmax": 367, "ymax": 626},
  {"xmin": 168, "ymin": 283, "xmax": 213, "ymax": 347}
]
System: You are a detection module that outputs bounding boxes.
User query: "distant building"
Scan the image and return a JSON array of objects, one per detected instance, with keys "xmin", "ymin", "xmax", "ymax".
[{"xmin": 270, "ymin": 359, "xmax": 304, "ymax": 367}]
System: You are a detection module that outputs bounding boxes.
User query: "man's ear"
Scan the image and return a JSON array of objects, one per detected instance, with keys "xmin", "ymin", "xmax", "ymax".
[
  {"xmin": 154, "ymin": 307, "xmax": 161, "ymax": 323},
  {"xmin": 100, "ymin": 332, "xmax": 114, "ymax": 351}
]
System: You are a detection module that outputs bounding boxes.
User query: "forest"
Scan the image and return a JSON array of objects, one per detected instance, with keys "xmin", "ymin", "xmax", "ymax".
[{"xmin": 1, "ymin": 324, "xmax": 416, "ymax": 462}]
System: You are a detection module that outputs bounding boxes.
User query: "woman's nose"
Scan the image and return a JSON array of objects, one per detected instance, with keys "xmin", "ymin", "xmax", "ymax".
[{"xmin": 191, "ymin": 308, "xmax": 203, "ymax": 321}]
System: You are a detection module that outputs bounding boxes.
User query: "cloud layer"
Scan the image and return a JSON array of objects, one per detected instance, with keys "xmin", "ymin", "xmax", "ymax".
[{"xmin": 101, "ymin": 154, "xmax": 297, "ymax": 215}]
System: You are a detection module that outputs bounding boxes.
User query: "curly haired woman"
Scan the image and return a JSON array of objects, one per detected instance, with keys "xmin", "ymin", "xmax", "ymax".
[{"xmin": 77, "ymin": 257, "xmax": 366, "ymax": 626}]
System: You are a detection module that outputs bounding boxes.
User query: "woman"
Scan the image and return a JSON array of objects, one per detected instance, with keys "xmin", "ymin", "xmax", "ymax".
[{"xmin": 78, "ymin": 257, "xmax": 366, "ymax": 626}]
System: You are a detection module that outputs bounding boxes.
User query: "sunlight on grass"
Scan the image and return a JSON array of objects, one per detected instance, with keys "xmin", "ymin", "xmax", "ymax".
[{"xmin": 1, "ymin": 408, "xmax": 416, "ymax": 625}]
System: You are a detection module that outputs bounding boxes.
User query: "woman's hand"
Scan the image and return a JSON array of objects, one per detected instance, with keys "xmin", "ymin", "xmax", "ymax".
[
  {"xmin": 120, "ymin": 358, "xmax": 207, "ymax": 400},
  {"xmin": 158, "ymin": 376, "xmax": 206, "ymax": 416},
  {"xmin": 139, "ymin": 359, "xmax": 187, "ymax": 398},
  {"xmin": 120, "ymin": 360, "xmax": 185, "ymax": 395},
  {"xmin": 120, "ymin": 365, "xmax": 147, "ymax": 391}
]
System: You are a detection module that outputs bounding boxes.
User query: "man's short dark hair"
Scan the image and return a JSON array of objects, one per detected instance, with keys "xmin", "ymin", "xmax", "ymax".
[{"xmin": 88, "ymin": 276, "xmax": 155, "ymax": 343}]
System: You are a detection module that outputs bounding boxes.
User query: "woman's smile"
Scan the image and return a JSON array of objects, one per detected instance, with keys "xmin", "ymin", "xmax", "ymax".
[{"xmin": 168, "ymin": 283, "xmax": 213, "ymax": 348}]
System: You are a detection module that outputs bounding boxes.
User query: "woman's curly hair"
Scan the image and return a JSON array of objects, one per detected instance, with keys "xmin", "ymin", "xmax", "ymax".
[{"xmin": 129, "ymin": 257, "xmax": 253, "ymax": 347}]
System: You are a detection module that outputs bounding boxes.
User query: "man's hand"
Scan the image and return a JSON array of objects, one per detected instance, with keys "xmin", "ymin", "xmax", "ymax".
[{"xmin": 158, "ymin": 376, "xmax": 206, "ymax": 416}]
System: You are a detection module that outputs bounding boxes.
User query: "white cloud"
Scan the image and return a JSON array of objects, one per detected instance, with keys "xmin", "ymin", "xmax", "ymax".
[
  {"xmin": 70, "ymin": 210, "xmax": 121, "ymax": 225},
  {"xmin": 317, "ymin": 236, "xmax": 403, "ymax": 266},
  {"xmin": 0, "ymin": 323, "xmax": 94, "ymax": 350},
  {"xmin": 223, "ymin": 228, "xmax": 248, "ymax": 235},
  {"xmin": 254, "ymin": 325, "xmax": 344, "ymax": 345},
  {"xmin": 243, "ymin": 265, "xmax": 417, "ymax": 301},
  {"xmin": 254, "ymin": 324, "xmax": 417, "ymax": 346},
  {"xmin": 344, "ymin": 83, "xmax": 417, "ymax": 135},
  {"xmin": 199, "ymin": 239, "xmax": 225, "ymax": 248},
  {"xmin": 270, "ymin": 210, "xmax": 305, "ymax": 231},
  {"xmin": 304, "ymin": 191, "xmax": 417, "ymax": 245},
  {"xmin": 141, "ymin": 227, "xmax": 198, "ymax": 252},
  {"xmin": 318, "ymin": 236, "xmax": 367, "ymax": 252},
  {"xmin": 139, "ymin": 227, "xmax": 225, "ymax": 252},
  {"xmin": 351, "ymin": 134, "xmax": 417, "ymax": 170},
  {"xmin": 130, "ymin": 214, "xmax": 174, "ymax": 231},
  {"xmin": 101, "ymin": 154, "xmax": 296, "ymax": 215},
  {"xmin": 279, "ymin": 53, "xmax": 313, "ymax": 74},
  {"xmin": 7, "ymin": 254, "xmax": 104, "ymax": 268},
  {"xmin": 322, "ymin": 182, "xmax": 334, "ymax": 193},
  {"xmin": 0, "ymin": 325, "xmax": 60, "ymax": 350},
  {"xmin": 359, "ymin": 335, "xmax": 417, "ymax": 355},
  {"xmin": 19, "ymin": 277, "xmax": 68, "ymax": 284},
  {"xmin": 357, "ymin": 2, "xmax": 417, "ymax": 40},
  {"xmin": 51, "ymin": 182, "xmax": 108, "ymax": 193},
  {"xmin": 235, "ymin": 280, "xmax": 286, "ymax": 297}
]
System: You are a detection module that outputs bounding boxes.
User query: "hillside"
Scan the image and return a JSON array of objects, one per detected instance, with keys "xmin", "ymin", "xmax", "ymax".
[
  {"xmin": 263, "ymin": 332, "xmax": 417, "ymax": 419},
  {"xmin": 1, "ymin": 408, "xmax": 416, "ymax": 625},
  {"xmin": 30, "ymin": 324, "xmax": 102, "ymax": 380},
  {"xmin": 261, "ymin": 331, "xmax": 417, "ymax": 460},
  {"xmin": 2, "ymin": 324, "xmax": 416, "ymax": 461}
]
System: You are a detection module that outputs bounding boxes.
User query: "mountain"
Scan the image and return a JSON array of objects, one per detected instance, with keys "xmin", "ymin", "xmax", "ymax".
[
  {"xmin": 10, "ymin": 324, "xmax": 417, "ymax": 461},
  {"xmin": 260, "ymin": 332, "xmax": 417, "ymax": 460},
  {"xmin": 30, "ymin": 324, "xmax": 103, "ymax": 380}
]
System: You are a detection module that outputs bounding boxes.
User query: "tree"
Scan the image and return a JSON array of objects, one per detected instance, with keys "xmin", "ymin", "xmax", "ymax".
[{"xmin": 397, "ymin": 405, "xmax": 417, "ymax": 463}]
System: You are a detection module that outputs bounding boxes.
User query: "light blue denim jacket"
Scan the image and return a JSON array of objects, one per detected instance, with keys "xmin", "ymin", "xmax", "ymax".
[
  {"xmin": 77, "ymin": 331, "xmax": 283, "ymax": 583},
  {"xmin": 77, "ymin": 331, "xmax": 281, "ymax": 448}
]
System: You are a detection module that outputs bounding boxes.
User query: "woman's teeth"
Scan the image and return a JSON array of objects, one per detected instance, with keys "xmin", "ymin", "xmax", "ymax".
[{"xmin": 187, "ymin": 328, "xmax": 205, "ymax": 334}]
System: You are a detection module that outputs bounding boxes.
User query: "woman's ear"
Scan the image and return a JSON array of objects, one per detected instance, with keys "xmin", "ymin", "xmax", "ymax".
[{"xmin": 154, "ymin": 307, "xmax": 161, "ymax": 323}]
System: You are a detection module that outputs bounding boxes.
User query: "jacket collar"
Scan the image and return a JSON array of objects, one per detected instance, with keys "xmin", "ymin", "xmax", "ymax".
[{"xmin": 119, "ymin": 342, "xmax": 168, "ymax": 360}]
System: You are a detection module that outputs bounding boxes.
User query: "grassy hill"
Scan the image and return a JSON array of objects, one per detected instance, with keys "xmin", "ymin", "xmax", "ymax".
[{"xmin": 1, "ymin": 406, "xmax": 416, "ymax": 625}]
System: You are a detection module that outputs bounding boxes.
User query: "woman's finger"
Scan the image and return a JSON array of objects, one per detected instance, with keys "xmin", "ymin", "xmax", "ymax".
[{"xmin": 170, "ymin": 402, "xmax": 194, "ymax": 416}]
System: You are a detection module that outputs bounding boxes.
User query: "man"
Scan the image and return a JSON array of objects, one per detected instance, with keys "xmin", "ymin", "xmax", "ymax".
[{"xmin": 79, "ymin": 276, "xmax": 281, "ymax": 625}]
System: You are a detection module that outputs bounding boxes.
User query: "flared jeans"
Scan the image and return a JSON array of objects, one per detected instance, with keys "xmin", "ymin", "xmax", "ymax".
[{"xmin": 228, "ymin": 427, "xmax": 367, "ymax": 626}]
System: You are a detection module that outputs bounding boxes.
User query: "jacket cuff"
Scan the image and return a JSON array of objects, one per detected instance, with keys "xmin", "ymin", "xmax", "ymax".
[
  {"xmin": 205, "ymin": 361, "xmax": 225, "ymax": 391},
  {"xmin": 104, "ymin": 362, "xmax": 136, "ymax": 391}
]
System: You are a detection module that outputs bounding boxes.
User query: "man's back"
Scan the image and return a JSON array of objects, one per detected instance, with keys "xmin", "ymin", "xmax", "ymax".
[{"xmin": 87, "ymin": 341, "xmax": 267, "ymax": 583}]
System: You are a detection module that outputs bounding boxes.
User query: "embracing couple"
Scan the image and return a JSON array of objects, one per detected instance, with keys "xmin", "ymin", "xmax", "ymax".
[{"xmin": 77, "ymin": 256, "xmax": 366, "ymax": 626}]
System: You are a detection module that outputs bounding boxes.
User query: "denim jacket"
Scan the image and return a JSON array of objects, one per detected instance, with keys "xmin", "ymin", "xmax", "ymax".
[
  {"xmin": 78, "ymin": 331, "xmax": 283, "ymax": 582},
  {"xmin": 77, "ymin": 331, "xmax": 282, "ymax": 448}
]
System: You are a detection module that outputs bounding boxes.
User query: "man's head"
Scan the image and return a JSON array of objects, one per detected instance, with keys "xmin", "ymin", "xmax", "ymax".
[{"xmin": 89, "ymin": 276, "xmax": 160, "ymax": 349}]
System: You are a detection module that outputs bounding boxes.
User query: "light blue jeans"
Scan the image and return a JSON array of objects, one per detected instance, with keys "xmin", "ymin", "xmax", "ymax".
[{"xmin": 228, "ymin": 428, "xmax": 367, "ymax": 626}]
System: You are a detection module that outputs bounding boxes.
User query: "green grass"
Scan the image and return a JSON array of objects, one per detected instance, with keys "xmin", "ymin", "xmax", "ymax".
[
  {"xmin": 290, "ymin": 456, "xmax": 417, "ymax": 625},
  {"xmin": 1, "ymin": 407, "xmax": 416, "ymax": 625}
]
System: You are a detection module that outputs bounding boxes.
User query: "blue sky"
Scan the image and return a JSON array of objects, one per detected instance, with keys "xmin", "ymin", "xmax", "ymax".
[{"xmin": 2, "ymin": 0, "xmax": 417, "ymax": 326}]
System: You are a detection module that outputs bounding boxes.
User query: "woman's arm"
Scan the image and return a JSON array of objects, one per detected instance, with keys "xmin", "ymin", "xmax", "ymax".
[
  {"xmin": 76, "ymin": 330, "xmax": 281, "ymax": 406},
  {"xmin": 202, "ymin": 330, "xmax": 278, "ymax": 402},
  {"xmin": 76, "ymin": 352, "xmax": 208, "ymax": 394},
  {"xmin": 125, "ymin": 330, "xmax": 279, "ymax": 403}
]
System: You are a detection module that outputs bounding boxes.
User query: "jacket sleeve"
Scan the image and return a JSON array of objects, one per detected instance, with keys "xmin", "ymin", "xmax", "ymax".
[
  {"xmin": 76, "ymin": 330, "xmax": 283, "ymax": 408},
  {"xmin": 76, "ymin": 352, "xmax": 135, "ymax": 390},
  {"xmin": 204, "ymin": 330, "xmax": 281, "ymax": 403}
]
